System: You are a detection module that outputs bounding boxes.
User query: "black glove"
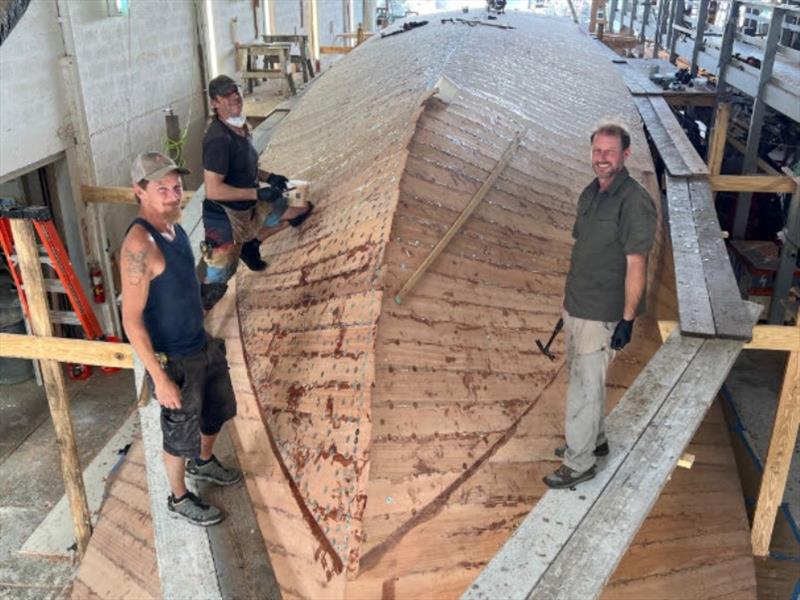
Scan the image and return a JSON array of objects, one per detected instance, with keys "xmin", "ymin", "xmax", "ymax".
[
  {"xmin": 266, "ymin": 173, "xmax": 289, "ymax": 192},
  {"xmin": 257, "ymin": 186, "xmax": 283, "ymax": 203},
  {"xmin": 610, "ymin": 319, "xmax": 634, "ymax": 351}
]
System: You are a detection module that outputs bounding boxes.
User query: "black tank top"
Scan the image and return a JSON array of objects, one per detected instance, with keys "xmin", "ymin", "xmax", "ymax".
[{"xmin": 127, "ymin": 218, "xmax": 205, "ymax": 357}]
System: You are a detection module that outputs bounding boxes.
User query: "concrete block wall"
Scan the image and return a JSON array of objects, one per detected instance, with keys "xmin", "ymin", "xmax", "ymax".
[
  {"xmin": 64, "ymin": 0, "xmax": 208, "ymax": 256},
  {"xmin": 273, "ymin": 0, "xmax": 306, "ymax": 35},
  {"xmin": 0, "ymin": 0, "xmax": 69, "ymax": 180}
]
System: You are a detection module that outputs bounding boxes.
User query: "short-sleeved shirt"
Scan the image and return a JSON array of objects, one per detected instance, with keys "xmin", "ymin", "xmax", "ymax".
[
  {"xmin": 202, "ymin": 117, "xmax": 259, "ymax": 213},
  {"xmin": 564, "ymin": 167, "xmax": 657, "ymax": 322}
]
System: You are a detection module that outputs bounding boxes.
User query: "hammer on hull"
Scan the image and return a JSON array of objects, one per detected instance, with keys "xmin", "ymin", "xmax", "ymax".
[{"xmin": 536, "ymin": 317, "xmax": 564, "ymax": 361}]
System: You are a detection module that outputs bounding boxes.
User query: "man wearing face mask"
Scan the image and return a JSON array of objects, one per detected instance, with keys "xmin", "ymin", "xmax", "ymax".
[
  {"xmin": 200, "ymin": 74, "xmax": 312, "ymax": 311},
  {"xmin": 543, "ymin": 122, "xmax": 657, "ymax": 489}
]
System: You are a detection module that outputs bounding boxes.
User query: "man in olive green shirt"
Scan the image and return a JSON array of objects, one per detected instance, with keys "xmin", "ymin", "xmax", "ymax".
[{"xmin": 544, "ymin": 123, "xmax": 657, "ymax": 489}]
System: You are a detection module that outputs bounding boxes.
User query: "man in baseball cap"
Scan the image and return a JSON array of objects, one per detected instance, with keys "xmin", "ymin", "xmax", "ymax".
[
  {"xmin": 121, "ymin": 151, "xmax": 241, "ymax": 526},
  {"xmin": 199, "ymin": 74, "xmax": 313, "ymax": 311}
]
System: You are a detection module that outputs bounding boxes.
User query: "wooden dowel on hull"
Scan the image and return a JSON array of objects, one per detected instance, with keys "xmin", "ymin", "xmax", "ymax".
[{"xmin": 394, "ymin": 130, "xmax": 525, "ymax": 305}]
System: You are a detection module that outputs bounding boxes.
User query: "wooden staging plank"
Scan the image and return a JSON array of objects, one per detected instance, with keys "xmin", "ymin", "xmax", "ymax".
[
  {"xmin": 665, "ymin": 176, "xmax": 716, "ymax": 337},
  {"xmin": 633, "ymin": 97, "xmax": 708, "ymax": 178},
  {"xmin": 462, "ymin": 328, "xmax": 705, "ymax": 600},
  {"xmin": 463, "ymin": 304, "xmax": 760, "ymax": 600},
  {"xmin": 528, "ymin": 303, "xmax": 761, "ymax": 599},
  {"xmin": 688, "ymin": 179, "xmax": 753, "ymax": 340}
]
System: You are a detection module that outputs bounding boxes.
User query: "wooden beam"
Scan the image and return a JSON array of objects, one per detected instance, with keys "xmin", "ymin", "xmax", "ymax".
[
  {"xmin": 0, "ymin": 333, "xmax": 134, "ymax": 368},
  {"xmin": 319, "ymin": 45, "xmax": 352, "ymax": 54},
  {"xmin": 727, "ymin": 135, "xmax": 781, "ymax": 176},
  {"xmin": 81, "ymin": 185, "xmax": 194, "ymax": 206},
  {"xmin": 8, "ymin": 218, "xmax": 92, "ymax": 558},
  {"xmin": 709, "ymin": 175, "xmax": 796, "ymax": 194},
  {"xmin": 658, "ymin": 321, "xmax": 800, "ymax": 351},
  {"xmin": 394, "ymin": 130, "xmax": 524, "ymax": 305},
  {"xmin": 751, "ymin": 344, "xmax": 800, "ymax": 555},
  {"xmin": 707, "ymin": 102, "xmax": 730, "ymax": 176}
]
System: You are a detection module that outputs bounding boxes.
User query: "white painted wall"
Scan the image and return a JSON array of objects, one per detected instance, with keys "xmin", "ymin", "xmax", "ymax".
[
  {"xmin": 274, "ymin": 0, "xmax": 307, "ymax": 35},
  {"xmin": 208, "ymin": 0, "xmax": 260, "ymax": 77},
  {"xmin": 318, "ymin": 0, "xmax": 347, "ymax": 46},
  {"xmin": 0, "ymin": 0, "xmax": 69, "ymax": 181}
]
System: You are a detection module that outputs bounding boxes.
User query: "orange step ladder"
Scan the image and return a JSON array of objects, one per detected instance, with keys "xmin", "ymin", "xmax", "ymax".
[{"xmin": 0, "ymin": 204, "xmax": 115, "ymax": 379}]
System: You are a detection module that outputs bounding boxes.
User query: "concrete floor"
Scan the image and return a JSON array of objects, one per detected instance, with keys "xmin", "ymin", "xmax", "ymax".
[{"xmin": 0, "ymin": 368, "xmax": 136, "ymax": 599}]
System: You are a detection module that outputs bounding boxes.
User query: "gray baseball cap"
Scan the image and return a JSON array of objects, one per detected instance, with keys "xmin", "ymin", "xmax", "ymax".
[
  {"xmin": 208, "ymin": 74, "xmax": 239, "ymax": 99},
  {"xmin": 131, "ymin": 152, "xmax": 190, "ymax": 184}
]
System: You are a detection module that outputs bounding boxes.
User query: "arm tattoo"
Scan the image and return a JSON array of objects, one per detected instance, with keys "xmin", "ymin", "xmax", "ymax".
[{"xmin": 123, "ymin": 246, "xmax": 148, "ymax": 286}]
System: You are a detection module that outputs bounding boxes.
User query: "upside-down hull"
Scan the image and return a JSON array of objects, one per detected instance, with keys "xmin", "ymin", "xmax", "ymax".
[{"xmin": 73, "ymin": 11, "xmax": 756, "ymax": 600}]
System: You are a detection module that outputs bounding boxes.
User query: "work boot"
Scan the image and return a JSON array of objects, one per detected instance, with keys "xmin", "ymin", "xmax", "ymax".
[
  {"xmin": 200, "ymin": 282, "xmax": 228, "ymax": 312},
  {"xmin": 167, "ymin": 491, "xmax": 224, "ymax": 526},
  {"xmin": 240, "ymin": 239, "xmax": 267, "ymax": 271},
  {"xmin": 288, "ymin": 202, "xmax": 314, "ymax": 228},
  {"xmin": 542, "ymin": 464, "xmax": 597, "ymax": 489},
  {"xmin": 554, "ymin": 441, "xmax": 609, "ymax": 459},
  {"xmin": 186, "ymin": 455, "xmax": 242, "ymax": 486}
]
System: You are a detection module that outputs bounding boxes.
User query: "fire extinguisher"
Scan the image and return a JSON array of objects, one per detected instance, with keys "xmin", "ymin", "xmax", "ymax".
[{"xmin": 90, "ymin": 263, "xmax": 105, "ymax": 304}]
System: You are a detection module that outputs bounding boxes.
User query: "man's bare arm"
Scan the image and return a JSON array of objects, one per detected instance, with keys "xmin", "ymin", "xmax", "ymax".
[
  {"xmin": 120, "ymin": 230, "xmax": 181, "ymax": 409},
  {"xmin": 623, "ymin": 253, "xmax": 647, "ymax": 321},
  {"xmin": 204, "ymin": 169, "xmax": 258, "ymax": 202}
]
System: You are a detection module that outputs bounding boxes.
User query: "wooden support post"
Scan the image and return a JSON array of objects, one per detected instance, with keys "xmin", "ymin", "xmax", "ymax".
[
  {"xmin": 566, "ymin": 0, "xmax": 579, "ymax": 24},
  {"xmin": 732, "ymin": 7, "xmax": 785, "ymax": 239},
  {"xmin": 716, "ymin": 0, "xmax": 739, "ymax": 93},
  {"xmin": 668, "ymin": 0, "xmax": 685, "ymax": 62},
  {"xmin": 590, "ymin": 0, "xmax": 600, "ymax": 32},
  {"xmin": 691, "ymin": 0, "xmax": 711, "ymax": 77},
  {"xmin": 8, "ymin": 218, "xmax": 92, "ymax": 557},
  {"xmin": 706, "ymin": 101, "xmax": 731, "ymax": 176},
  {"xmin": 608, "ymin": 0, "xmax": 619, "ymax": 32},
  {"xmin": 638, "ymin": 0, "xmax": 652, "ymax": 54},
  {"xmin": 768, "ymin": 183, "xmax": 800, "ymax": 324},
  {"xmin": 653, "ymin": 0, "xmax": 666, "ymax": 56},
  {"xmin": 394, "ymin": 131, "xmax": 524, "ymax": 305},
  {"xmin": 751, "ymin": 330, "xmax": 800, "ymax": 555},
  {"xmin": 629, "ymin": 0, "xmax": 638, "ymax": 31}
]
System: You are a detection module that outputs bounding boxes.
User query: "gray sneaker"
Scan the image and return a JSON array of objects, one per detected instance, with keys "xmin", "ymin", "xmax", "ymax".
[
  {"xmin": 167, "ymin": 491, "xmax": 224, "ymax": 526},
  {"xmin": 186, "ymin": 455, "xmax": 242, "ymax": 486},
  {"xmin": 543, "ymin": 464, "xmax": 597, "ymax": 489}
]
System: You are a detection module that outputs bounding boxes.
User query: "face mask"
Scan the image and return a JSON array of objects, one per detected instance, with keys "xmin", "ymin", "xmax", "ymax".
[{"xmin": 225, "ymin": 115, "xmax": 246, "ymax": 128}]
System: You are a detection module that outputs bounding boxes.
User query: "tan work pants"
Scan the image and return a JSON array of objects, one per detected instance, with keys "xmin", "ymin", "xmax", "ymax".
[{"xmin": 562, "ymin": 311, "xmax": 617, "ymax": 473}]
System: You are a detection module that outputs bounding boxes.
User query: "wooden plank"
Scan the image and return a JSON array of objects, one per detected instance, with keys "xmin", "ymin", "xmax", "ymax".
[
  {"xmin": 707, "ymin": 102, "xmax": 731, "ymax": 176},
  {"xmin": 0, "ymin": 333, "xmax": 134, "ymax": 368},
  {"xmin": 81, "ymin": 185, "xmax": 193, "ymax": 206},
  {"xmin": 648, "ymin": 96, "xmax": 709, "ymax": 176},
  {"xmin": 751, "ymin": 344, "xmax": 800, "ymax": 555},
  {"xmin": 526, "ymin": 303, "xmax": 760, "ymax": 599},
  {"xmin": 462, "ymin": 328, "xmax": 705, "ymax": 600},
  {"xmin": 8, "ymin": 218, "xmax": 92, "ymax": 557},
  {"xmin": 709, "ymin": 175, "xmax": 797, "ymax": 194},
  {"xmin": 634, "ymin": 97, "xmax": 692, "ymax": 177},
  {"xmin": 658, "ymin": 321, "xmax": 800, "ymax": 351},
  {"xmin": 688, "ymin": 178, "xmax": 753, "ymax": 340},
  {"xmin": 394, "ymin": 130, "xmax": 524, "ymax": 305},
  {"xmin": 665, "ymin": 176, "xmax": 716, "ymax": 336},
  {"xmin": 319, "ymin": 45, "xmax": 352, "ymax": 54}
]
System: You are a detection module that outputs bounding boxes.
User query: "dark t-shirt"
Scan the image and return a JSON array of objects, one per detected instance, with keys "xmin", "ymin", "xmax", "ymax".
[
  {"xmin": 202, "ymin": 117, "xmax": 259, "ymax": 213},
  {"xmin": 564, "ymin": 167, "xmax": 657, "ymax": 322}
]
